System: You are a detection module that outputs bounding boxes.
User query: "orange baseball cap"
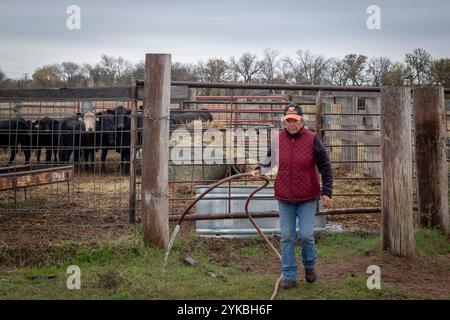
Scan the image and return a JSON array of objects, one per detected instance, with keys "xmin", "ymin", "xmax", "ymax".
[{"xmin": 283, "ymin": 103, "xmax": 303, "ymax": 121}]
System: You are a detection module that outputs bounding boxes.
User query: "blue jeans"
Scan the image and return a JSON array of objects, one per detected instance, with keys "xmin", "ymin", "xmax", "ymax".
[{"xmin": 278, "ymin": 200, "xmax": 317, "ymax": 281}]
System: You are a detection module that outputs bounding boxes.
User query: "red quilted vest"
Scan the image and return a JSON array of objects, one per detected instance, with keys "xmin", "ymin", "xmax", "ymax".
[{"xmin": 274, "ymin": 128, "xmax": 321, "ymax": 202}]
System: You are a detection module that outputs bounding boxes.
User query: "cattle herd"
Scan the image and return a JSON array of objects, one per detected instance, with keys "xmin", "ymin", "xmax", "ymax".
[{"xmin": 0, "ymin": 106, "xmax": 213, "ymax": 174}]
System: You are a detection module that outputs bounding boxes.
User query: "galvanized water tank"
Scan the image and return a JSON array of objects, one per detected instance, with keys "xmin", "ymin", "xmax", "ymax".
[{"xmin": 195, "ymin": 185, "xmax": 326, "ymax": 238}]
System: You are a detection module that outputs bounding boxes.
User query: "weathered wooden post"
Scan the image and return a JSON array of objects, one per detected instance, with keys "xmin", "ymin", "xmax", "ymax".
[
  {"xmin": 339, "ymin": 96, "xmax": 357, "ymax": 172},
  {"xmin": 381, "ymin": 86, "xmax": 414, "ymax": 256},
  {"xmin": 128, "ymin": 81, "xmax": 138, "ymax": 224},
  {"xmin": 413, "ymin": 86, "xmax": 449, "ymax": 234},
  {"xmin": 315, "ymin": 90, "xmax": 326, "ymax": 225},
  {"xmin": 363, "ymin": 97, "xmax": 381, "ymax": 178},
  {"xmin": 315, "ymin": 90, "xmax": 324, "ymax": 140},
  {"xmin": 142, "ymin": 54, "xmax": 171, "ymax": 247}
]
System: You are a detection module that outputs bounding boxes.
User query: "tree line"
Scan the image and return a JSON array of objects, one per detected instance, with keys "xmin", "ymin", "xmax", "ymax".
[{"xmin": 1, "ymin": 48, "xmax": 449, "ymax": 90}]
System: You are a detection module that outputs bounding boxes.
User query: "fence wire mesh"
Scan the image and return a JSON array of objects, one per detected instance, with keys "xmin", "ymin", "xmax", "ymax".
[
  {"xmin": 1, "ymin": 84, "xmax": 447, "ymax": 243},
  {"xmin": 0, "ymin": 96, "xmax": 140, "ymax": 243}
]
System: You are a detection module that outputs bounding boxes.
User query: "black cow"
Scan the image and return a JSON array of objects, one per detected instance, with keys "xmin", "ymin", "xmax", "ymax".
[
  {"xmin": 112, "ymin": 106, "xmax": 131, "ymax": 173},
  {"xmin": 110, "ymin": 105, "xmax": 214, "ymax": 175},
  {"xmin": 170, "ymin": 108, "xmax": 213, "ymax": 125},
  {"xmin": 58, "ymin": 116, "xmax": 87, "ymax": 165},
  {"xmin": 113, "ymin": 105, "xmax": 149, "ymax": 174},
  {"xmin": 137, "ymin": 105, "xmax": 213, "ymax": 126},
  {"xmin": 84, "ymin": 110, "xmax": 116, "ymax": 172},
  {"xmin": 0, "ymin": 117, "xmax": 31, "ymax": 165},
  {"xmin": 31, "ymin": 117, "xmax": 59, "ymax": 163}
]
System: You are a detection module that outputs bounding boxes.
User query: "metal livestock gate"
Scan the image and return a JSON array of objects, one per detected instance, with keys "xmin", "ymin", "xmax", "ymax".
[
  {"xmin": 157, "ymin": 82, "xmax": 386, "ymax": 234},
  {"xmin": 149, "ymin": 81, "xmax": 450, "ymax": 236}
]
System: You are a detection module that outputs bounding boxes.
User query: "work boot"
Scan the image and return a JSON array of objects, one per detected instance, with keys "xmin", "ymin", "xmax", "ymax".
[
  {"xmin": 305, "ymin": 267, "xmax": 316, "ymax": 283},
  {"xmin": 280, "ymin": 278, "xmax": 296, "ymax": 289}
]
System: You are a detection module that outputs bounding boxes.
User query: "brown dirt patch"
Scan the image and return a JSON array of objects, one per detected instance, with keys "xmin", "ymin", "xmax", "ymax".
[{"xmin": 172, "ymin": 222, "xmax": 449, "ymax": 299}]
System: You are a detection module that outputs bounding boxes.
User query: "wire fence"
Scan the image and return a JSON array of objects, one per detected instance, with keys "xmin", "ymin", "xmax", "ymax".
[
  {"xmin": 0, "ymin": 88, "xmax": 145, "ymax": 244},
  {"xmin": 0, "ymin": 83, "xmax": 448, "ymax": 242},
  {"xmin": 134, "ymin": 86, "xmax": 388, "ymax": 225}
]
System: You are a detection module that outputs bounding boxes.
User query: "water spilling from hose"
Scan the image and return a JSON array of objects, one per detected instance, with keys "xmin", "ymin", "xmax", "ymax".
[
  {"xmin": 162, "ymin": 224, "xmax": 180, "ymax": 274},
  {"xmin": 162, "ymin": 173, "xmax": 283, "ymax": 299}
]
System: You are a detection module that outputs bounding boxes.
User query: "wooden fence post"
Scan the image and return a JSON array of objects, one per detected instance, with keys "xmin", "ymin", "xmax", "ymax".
[
  {"xmin": 315, "ymin": 90, "xmax": 324, "ymax": 140},
  {"xmin": 363, "ymin": 97, "xmax": 381, "ymax": 178},
  {"xmin": 340, "ymin": 97, "xmax": 357, "ymax": 172},
  {"xmin": 381, "ymin": 86, "xmax": 414, "ymax": 256},
  {"xmin": 413, "ymin": 86, "xmax": 449, "ymax": 234},
  {"xmin": 315, "ymin": 90, "xmax": 326, "ymax": 225},
  {"xmin": 142, "ymin": 53, "xmax": 171, "ymax": 248},
  {"xmin": 128, "ymin": 82, "xmax": 138, "ymax": 223}
]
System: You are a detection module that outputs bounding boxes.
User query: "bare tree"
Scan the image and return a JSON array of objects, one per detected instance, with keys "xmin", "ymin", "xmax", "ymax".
[
  {"xmin": 282, "ymin": 56, "xmax": 304, "ymax": 84},
  {"xmin": 131, "ymin": 60, "xmax": 145, "ymax": 81},
  {"xmin": 366, "ymin": 57, "xmax": 392, "ymax": 86},
  {"xmin": 279, "ymin": 61, "xmax": 293, "ymax": 83},
  {"xmin": 405, "ymin": 48, "xmax": 432, "ymax": 85},
  {"xmin": 0, "ymin": 68, "xmax": 6, "ymax": 83},
  {"xmin": 229, "ymin": 52, "xmax": 262, "ymax": 83},
  {"xmin": 298, "ymin": 50, "xmax": 329, "ymax": 85},
  {"xmin": 381, "ymin": 63, "xmax": 408, "ymax": 86},
  {"xmin": 0, "ymin": 68, "xmax": 12, "ymax": 88},
  {"xmin": 196, "ymin": 58, "xmax": 232, "ymax": 95},
  {"xmin": 282, "ymin": 50, "xmax": 329, "ymax": 85},
  {"xmin": 328, "ymin": 58, "xmax": 347, "ymax": 86},
  {"xmin": 259, "ymin": 48, "xmax": 280, "ymax": 84},
  {"xmin": 328, "ymin": 54, "xmax": 368, "ymax": 86},
  {"xmin": 430, "ymin": 58, "xmax": 450, "ymax": 87},
  {"xmin": 171, "ymin": 62, "xmax": 198, "ymax": 81},
  {"xmin": 341, "ymin": 54, "xmax": 368, "ymax": 85},
  {"xmin": 98, "ymin": 55, "xmax": 133, "ymax": 86},
  {"xmin": 197, "ymin": 58, "xmax": 231, "ymax": 82},
  {"xmin": 59, "ymin": 62, "xmax": 84, "ymax": 86},
  {"xmin": 81, "ymin": 63, "xmax": 101, "ymax": 85}
]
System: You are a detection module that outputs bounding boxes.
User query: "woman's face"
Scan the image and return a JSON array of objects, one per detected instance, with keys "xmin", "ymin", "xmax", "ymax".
[{"xmin": 284, "ymin": 118, "xmax": 303, "ymax": 135}]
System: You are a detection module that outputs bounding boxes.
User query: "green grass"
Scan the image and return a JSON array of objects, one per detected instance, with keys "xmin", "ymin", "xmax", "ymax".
[
  {"xmin": 315, "ymin": 231, "xmax": 380, "ymax": 258},
  {"xmin": 234, "ymin": 246, "xmax": 263, "ymax": 257},
  {"xmin": 414, "ymin": 229, "xmax": 450, "ymax": 269},
  {"xmin": 415, "ymin": 229, "xmax": 450, "ymax": 257},
  {"xmin": 0, "ymin": 245, "xmax": 275, "ymax": 300},
  {"xmin": 0, "ymin": 228, "xmax": 448, "ymax": 299},
  {"xmin": 277, "ymin": 275, "xmax": 407, "ymax": 300}
]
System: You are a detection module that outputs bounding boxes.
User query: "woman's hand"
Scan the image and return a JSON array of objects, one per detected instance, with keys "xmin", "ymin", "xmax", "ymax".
[
  {"xmin": 249, "ymin": 169, "xmax": 261, "ymax": 180},
  {"xmin": 321, "ymin": 195, "xmax": 333, "ymax": 208}
]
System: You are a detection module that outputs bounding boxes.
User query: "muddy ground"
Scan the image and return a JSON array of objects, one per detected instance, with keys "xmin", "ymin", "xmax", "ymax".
[
  {"xmin": 0, "ymin": 163, "xmax": 384, "ymax": 246},
  {"xmin": 0, "ymin": 169, "xmax": 448, "ymax": 299}
]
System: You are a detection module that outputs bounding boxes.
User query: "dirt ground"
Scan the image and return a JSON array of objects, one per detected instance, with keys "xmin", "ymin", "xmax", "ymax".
[
  {"xmin": 175, "ymin": 221, "xmax": 450, "ymax": 299},
  {"xmin": 0, "ymin": 196, "xmax": 448, "ymax": 300},
  {"xmin": 0, "ymin": 176, "xmax": 383, "ymax": 275},
  {"xmin": 0, "ymin": 165, "xmax": 383, "ymax": 247},
  {"xmin": 2, "ymin": 163, "xmax": 447, "ymax": 300}
]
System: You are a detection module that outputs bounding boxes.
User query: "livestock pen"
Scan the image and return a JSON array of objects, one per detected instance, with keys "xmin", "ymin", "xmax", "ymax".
[
  {"xmin": 139, "ymin": 82, "xmax": 396, "ymax": 235},
  {"xmin": 0, "ymin": 86, "xmax": 142, "ymax": 244},
  {"xmin": 0, "ymin": 79, "xmax": 449, "ymax": 248}
]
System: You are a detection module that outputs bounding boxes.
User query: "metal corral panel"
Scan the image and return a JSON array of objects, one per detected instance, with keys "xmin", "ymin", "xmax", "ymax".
[
  {"xmin": 195, "ymin": 185, "xmax": 326, "ymax": 238},
  {"xmin": 0, "ymin": 165, "xmax": 73, "ymax": 191}
]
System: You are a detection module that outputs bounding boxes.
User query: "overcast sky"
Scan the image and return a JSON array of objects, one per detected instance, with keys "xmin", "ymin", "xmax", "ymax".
[{"xmin": 1, "ymin": 0, "xmax": 449, "ymax": 78}]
